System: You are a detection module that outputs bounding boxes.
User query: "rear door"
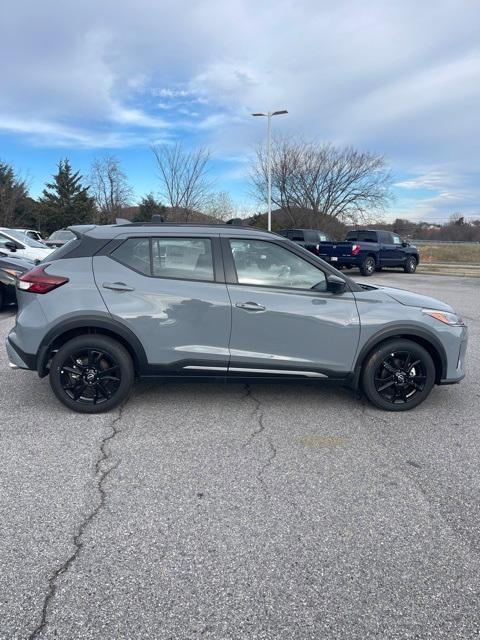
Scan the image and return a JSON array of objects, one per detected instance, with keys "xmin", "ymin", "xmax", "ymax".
[
  {"xmin": 223, "ymin": 237, "xmax": 360, "ymax": 377},
  {"xmin": 93, "ymin": 234, "xmax": 231, "ymax": 373}
]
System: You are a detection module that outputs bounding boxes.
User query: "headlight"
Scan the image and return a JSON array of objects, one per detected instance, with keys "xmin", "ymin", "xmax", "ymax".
[{"xmin": 422, "ymin": 308, "xmax": 465, "ymax": 326}]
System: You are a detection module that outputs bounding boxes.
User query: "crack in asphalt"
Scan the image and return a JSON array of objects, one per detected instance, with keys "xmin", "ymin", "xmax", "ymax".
[
  {"xmin": 28, "ymin": 406, "xmax": 125, "ymax": 640},
  {"xmin": 242, "ymin": 385, "xmax": 277, "ymax": 497}
]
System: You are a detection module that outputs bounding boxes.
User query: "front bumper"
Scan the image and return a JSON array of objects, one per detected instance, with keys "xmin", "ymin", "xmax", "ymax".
[{"xmin": 439, "ymin": 333, "xmax": 468, "ymax": 385}]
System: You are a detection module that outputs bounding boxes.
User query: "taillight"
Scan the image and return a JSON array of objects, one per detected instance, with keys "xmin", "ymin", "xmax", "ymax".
[
  {"xmin": 17, "ymin": 264, "xmax": 69, "ymax": 294},
  {"xmin": 351, "ymin": 244, "xmax": 361, "ymax": 256}
]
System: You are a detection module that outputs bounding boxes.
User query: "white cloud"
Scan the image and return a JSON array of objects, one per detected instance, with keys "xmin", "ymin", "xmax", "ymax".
[{"xmin": 0, "ymin": 0, "xmax": 478, "ymax": 215}]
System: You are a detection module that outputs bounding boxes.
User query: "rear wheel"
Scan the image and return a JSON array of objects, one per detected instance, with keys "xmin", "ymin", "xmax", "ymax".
[
  {"xmin": 360, "ymin": 255, "xmax": 376, "ymax": 276},
  {"xmin": 361, "ymin": 339, "xmax": 435, "ymax": 411},
  {"xmin": 49, "ymin": 335, "xmax": 134, "ymax": 413},
  {"xmin": 404, "ymin": 256, "xmax": 417, "ymax": 273}
]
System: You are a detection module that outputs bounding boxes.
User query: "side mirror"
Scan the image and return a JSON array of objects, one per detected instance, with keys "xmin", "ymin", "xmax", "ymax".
[
  {"xmin": 326, "ymin": 274, "xmax": 347, "ymax": 294},
  {"xmin": 5, "ymin": 241, "xmax": 17, "ymax": 252},
  {"xmin": 402, "ymin": 241, "xmax": 410, "ymax": 247}
]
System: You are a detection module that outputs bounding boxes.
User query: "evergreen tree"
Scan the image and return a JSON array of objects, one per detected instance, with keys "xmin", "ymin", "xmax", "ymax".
[
  {"xmin": 134, "ymin": 193, "xmax": 166, "ymax": 222},
  {"xmin": 38, "ymin": 159, "xmax": 96, "ymax": 233},
  {"xmin": 0, "ymin": 161, "xmax": 30, "ymax": 227}
]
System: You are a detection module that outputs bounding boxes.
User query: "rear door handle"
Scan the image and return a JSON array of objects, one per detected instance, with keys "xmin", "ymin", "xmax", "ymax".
[
  {"xmin": 235, "ymin": 301, "xmax": 266, "ymax": 312},
  {"xmin": 102, "ymin": 282, "xmax": 135, "ymax": 292}
]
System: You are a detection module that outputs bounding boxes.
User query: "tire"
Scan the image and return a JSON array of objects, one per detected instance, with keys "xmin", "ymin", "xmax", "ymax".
[
  {"xmin": 361, "ymin": 339, "xmax": 435, "ymax": 411},
  {"xmin": 360, "ymin": 255, "xmax": 376, "ymax": 276},
  {"xmin": 49, "ymin": 335, "xmax": 134, "ymax": 413},
  {"xmin": 404, "ymin": 256, "xmax": 417, "ymax": 273}
]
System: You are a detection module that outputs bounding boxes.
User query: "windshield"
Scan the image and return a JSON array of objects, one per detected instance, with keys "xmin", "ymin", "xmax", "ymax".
[
  {"xmin": 49, "ymin": 230, "xmax": 74, "ymax": 241},
  {"xmin": 5, "ymin": 229, "xmax": 48, "ymax": 248}
]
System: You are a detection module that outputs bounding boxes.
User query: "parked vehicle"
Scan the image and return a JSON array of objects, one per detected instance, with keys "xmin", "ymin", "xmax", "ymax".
[
  {"xmin": 45, "ymin": 229, "xmax": 75, "ymax": 248},
  {"xmin": 13, "ymin": 228, "xmax": 45, "ymax": 243},
  {"xmin": 278, "ymin": 228, "xmax": 332, "ymax": 257},
  {"xmin": 0, "ymin": 252, "xmax": 34, "ymax": 309},
  {"xmin": 318, "ymin": 229, "xmax": 419, "ymax": 276},
  {"xmin": 0, "ymin": 228, "xmax": 53, "ymax": 262},
  {"xmin": 7, "ymin": 223, "xmax": 466, "ymax": 414}
]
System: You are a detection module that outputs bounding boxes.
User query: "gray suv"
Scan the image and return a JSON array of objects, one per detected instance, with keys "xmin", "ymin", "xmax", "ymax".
[{"xmin": 6, "ymin": 223, "xmax": 467, "ymax": 413}]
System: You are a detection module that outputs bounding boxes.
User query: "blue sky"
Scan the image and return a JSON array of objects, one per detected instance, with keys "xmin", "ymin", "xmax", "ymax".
[{"xmin": 0, "ymin": 0, "xmax": 479, "ymax": 221}]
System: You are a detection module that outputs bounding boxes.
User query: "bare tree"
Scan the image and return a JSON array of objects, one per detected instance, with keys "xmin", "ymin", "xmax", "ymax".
[
  {"xmin": 151, "ymin": 143, "xmax": 212, "ymax": 220},
  {"xmin": 90, "ymin": 155, "xmax": 133, "ymax": 223},
  {"xmin": 250, "ymin": 139, "xmax": 392, "ymax": 224},
  {"xmin": 203, "ymin": 191, "xmax": 236, "ymax": 221}
]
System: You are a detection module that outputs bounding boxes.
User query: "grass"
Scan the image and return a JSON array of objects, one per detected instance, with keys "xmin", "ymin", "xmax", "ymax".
[{"xmin": 416, "ymin": 243, "xmax": 480, "ymax": 264}]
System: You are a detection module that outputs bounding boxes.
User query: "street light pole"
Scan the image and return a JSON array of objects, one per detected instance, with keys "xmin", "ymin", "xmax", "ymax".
[{"xmin": 252, "ymin": 109, "xmax": 288, "ymax": 231}]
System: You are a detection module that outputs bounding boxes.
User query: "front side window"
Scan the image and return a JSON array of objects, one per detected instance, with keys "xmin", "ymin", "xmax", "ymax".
[
  {"xmin": 230, "ymin": 239, "xmax": 326, "ymax": 291},
  {"xmin": 152, "ymin": 238, "xmax": 214, "ymax": 281},
  {"xmin": 392, "ymin": 234, "xmax": 402, "ymax": 245}
]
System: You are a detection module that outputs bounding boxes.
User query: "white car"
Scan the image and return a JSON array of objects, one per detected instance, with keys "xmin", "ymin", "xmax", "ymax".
[
  {"xmin": 0, "ymin": 228, "xmax": 54, "ymax": 261},
  {"xmin": 13, "ymin": 228, "xmax": 45, "ymax": 243}
]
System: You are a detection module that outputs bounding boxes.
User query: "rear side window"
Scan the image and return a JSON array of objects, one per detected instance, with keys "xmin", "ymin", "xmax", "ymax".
[
  {"xmin": 151, "ymin": 238, "xmax": 214, "ymax": 281},
  {"xmin": 111, "ymin": 238, "xmax": 151, "ymax": 275},
  {"xmin": 290, "ymin": 231, "xmax": 305, "ymax": 241},
  {"xmin": 304, "ymin": 230, "xmax": 318, "ymax": 243},
  {"xmin": 346, "ymin": 231, "xmax": 377, "ymax": 243}
]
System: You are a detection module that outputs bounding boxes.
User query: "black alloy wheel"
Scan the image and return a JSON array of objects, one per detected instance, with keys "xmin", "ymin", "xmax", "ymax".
[
  {"xmin": 50, "ymin": 335, "xmax": 134, "ymax": 413},
  {"xmin": 60, "ymin": 348, "xmax": 120, "ymax": 405},
  {"xmin": 362, "ymin": 339, "xmax": 436, "ymax": 411},
  {"xmin": 374, "ymin": 350, "xmax": 426, "ymax": 404}
]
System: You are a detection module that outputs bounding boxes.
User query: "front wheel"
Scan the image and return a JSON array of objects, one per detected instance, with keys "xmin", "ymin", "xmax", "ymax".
[
  {"xmin": 404, "ymin": 256, "xmax": 418, "ymax": 273},
  {"xmin": 361, "ymin": 339, "xmax": 435, "ymax": 411},
  {"xmin": 360, "ymin": 256, "xmax": 376, "ymax": 276},
  {"xmin": 49, "ymin": 335, "xmax": 134, "ymax": 413}
]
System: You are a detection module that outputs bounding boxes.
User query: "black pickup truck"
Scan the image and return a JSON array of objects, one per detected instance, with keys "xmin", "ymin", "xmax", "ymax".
[
  {"xmin": 318, "ymin": 229, "xmax": 419, "ymax": 276},
  {"xmin": 278, "ymin": 228, "xmax": 332, "ymax": 257}
]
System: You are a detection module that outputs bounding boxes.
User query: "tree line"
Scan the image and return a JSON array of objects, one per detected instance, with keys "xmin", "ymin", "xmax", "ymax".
[{"xmin": 1, "ymin": 139, "xmax": 478, "ymax": 240}]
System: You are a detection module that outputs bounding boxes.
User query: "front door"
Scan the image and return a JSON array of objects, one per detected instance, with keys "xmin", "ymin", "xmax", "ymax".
[
  {"xmin": 224, "ymin": 238, "xmax": 360, "ymax": 378},
  {"xmin": 93, "ymin": 235, "xmax": 231, "ymax": 373}
]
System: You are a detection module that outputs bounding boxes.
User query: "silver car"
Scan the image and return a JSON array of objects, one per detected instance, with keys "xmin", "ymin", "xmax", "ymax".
[{"xmin": 6, "ymin": 223, "xmax": 467, "ymax": 413}]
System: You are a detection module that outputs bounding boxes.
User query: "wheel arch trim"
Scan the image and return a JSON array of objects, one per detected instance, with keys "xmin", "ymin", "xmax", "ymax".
[
  {"xmin": 352, "ymin": 325, "xmax": 447, "ymax": 388},
  {"xmin": 37, "ymin": 315, "xmax": 148, "ymax": 378}
]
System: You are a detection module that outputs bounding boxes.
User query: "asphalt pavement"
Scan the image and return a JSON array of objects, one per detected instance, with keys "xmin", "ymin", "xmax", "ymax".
[{"xmin": 0, "ymin": 272, "xmax": 479, "ymax": 639}]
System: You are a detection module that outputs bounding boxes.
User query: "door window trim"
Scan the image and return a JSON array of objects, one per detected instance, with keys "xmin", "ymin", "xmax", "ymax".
[{"xmin": 108, "ymin": 234, "xmax": 226, "ymax": 284}]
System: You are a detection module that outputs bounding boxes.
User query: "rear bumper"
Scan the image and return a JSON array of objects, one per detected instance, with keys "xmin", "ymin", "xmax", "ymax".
[
  {"xmin": 320, "ymin": 256, "xmax": 358, "ymax": 267},
  {"xmin": 5, "ymin": 335, "xmax": 37, "ymax": 371}
]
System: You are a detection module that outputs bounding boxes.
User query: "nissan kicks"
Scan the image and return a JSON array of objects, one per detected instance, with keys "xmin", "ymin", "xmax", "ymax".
[{"xmin": 6, "ymin": 223, "xmax": 467, "ymax": 413}]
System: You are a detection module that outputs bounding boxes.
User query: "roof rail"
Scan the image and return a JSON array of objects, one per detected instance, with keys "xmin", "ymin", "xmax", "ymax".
[{"xmin": 114, "ymin": 222, "xmax": 263, "ymax": 230}]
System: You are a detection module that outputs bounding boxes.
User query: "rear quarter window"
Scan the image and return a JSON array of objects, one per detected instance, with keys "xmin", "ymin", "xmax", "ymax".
[{"xmin": 111, "ymin": 238, "xmax": 151, "ymax": 275}]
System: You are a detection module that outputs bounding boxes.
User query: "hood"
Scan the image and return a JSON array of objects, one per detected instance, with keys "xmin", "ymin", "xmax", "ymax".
[{"xmin": 364, "ymin": 284, "xmax": 454, "ymax": 313}]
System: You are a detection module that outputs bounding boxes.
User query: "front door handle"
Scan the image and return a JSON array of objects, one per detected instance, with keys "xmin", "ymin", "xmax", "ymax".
[
  {"xmin": 235, "ymin": 301, "xmax": 266, "ymax": 312},
  {"xmin": 102, "ymin": 282, "xmax": 135, "ymax": 292}
]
